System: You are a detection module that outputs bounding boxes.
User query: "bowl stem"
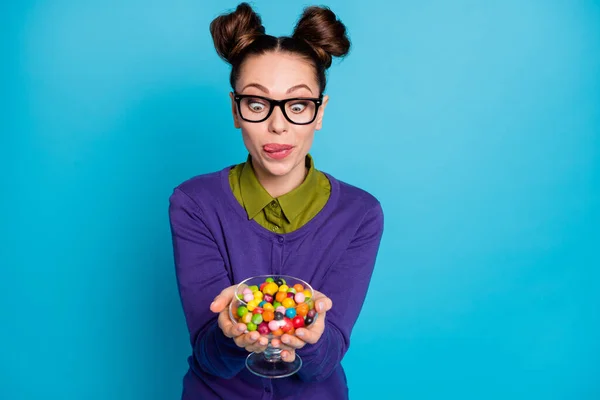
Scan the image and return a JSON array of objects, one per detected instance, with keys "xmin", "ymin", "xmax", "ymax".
[{"xmin": 263, "ymin": 342, "xmax": 282, "ymax": 363}]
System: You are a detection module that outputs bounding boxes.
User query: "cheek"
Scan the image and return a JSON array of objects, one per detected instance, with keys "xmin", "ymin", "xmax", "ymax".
[
  {"xmin": 296, "ymin": 128, "xmax": 315, "ymax": 148},
  {"xmin": 240, "ymin": 124, "xmax": 266, "ymax": 148}
]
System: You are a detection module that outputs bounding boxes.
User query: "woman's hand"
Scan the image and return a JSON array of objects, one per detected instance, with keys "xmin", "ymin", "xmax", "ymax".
[
  {"xmin": 210, "ymin": 286, "xmax": 270, "ymax": 353},
  {"xmin": 270, "ymin": 290, "xmax": 333, "ymax": 362}
]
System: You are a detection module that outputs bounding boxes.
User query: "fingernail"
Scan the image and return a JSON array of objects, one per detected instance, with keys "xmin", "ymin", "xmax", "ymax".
[
  {"xmin": 282, "ymin": 337, "xmax": 288, "ymax": 344},
  {"xmin": 297, "ymin": 330, "xmax": 304, "ymax": 337},
  {"xmin": 318, "ymin": 302, "xmax": 324, "ymax": 312},
  {"xmin": 210, "ymin": 301, "xmax": 215, "ymax": 309}
]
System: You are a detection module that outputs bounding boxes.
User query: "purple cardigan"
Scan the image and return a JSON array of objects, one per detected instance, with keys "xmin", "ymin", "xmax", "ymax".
[{"xmin": 168, "ymin": 165, "xmax": 384, "ymax": 399}]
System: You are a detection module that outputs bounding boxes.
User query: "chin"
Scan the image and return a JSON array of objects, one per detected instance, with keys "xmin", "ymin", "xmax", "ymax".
[
  {"xmin": 254, "ymin": 157, "xmax": 294, "ymax": 177},
  {"xmin": 263, "ymin": 164, "xmax": 294, "ymax": 177}
]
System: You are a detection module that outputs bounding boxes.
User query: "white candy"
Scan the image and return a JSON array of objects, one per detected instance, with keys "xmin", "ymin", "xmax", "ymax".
[{"xmin": 294, "ymin": 292, "xmax": 306, "ymax": 304}]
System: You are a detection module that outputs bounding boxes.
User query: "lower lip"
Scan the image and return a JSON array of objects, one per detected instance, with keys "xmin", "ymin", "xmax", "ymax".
[{"xmin": 263, "ymin": 147, "xmax": 294, "ymax": 160}]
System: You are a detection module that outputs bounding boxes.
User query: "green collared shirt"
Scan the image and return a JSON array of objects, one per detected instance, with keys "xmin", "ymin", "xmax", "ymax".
[{"xmin": 229, "ymin": 154, "xmax": 331, "ymax": 233}]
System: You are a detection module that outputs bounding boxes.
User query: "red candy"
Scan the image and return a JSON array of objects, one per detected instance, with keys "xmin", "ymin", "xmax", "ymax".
[
  {"xmin": 281, "ymin": 318, "xmax": 294, "ymax": 333},
  {"xmin": 292, "ymin": 316, "xmax": 305, "ymax": 328},
  {"xmin": 258, "ymin": 322, "xmax": 270, "ymax": 335},
  {"xmin": 253, "ymin": 307, "xmax": 264, "ymax": 314}
]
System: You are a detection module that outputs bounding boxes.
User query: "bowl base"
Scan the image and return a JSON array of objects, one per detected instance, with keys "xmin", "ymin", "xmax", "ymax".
[{"xmin": 245, "ymin": 352, "xmax": 302, "ymax": 379}]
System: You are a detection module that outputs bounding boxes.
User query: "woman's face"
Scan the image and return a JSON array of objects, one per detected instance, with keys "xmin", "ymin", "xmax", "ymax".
[{"xmin": 230, "ymin": 52, "xmax": 328, "ymax": 179}]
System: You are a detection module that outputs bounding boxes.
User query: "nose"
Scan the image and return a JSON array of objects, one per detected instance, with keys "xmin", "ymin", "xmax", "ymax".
[{"xmin": 268, "ymin": 104, "xmax": 289, "ymax": 134}]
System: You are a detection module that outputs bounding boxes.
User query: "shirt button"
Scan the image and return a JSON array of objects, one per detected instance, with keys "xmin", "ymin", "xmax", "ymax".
[
  {"xmin": 272, "ymin": 225, "xmax": 279, "ymax": 231},
  {"xmin": 270, "ymin": 201, "xmax": 277, "ymax": 209},
  {"xmin": 277, "ymin": 236, "xmax": 284, "ymax": 243}
]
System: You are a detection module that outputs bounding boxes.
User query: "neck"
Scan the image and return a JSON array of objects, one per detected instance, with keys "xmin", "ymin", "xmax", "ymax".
[{"xmin": 253, "ymin": 160, "xmax": 308, "ymax": 198}]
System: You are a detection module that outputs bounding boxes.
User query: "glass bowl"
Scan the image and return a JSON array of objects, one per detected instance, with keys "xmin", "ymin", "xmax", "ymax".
[{"xmin": 228, "ymin": 275, "xmax": 318, "ymax": 378}]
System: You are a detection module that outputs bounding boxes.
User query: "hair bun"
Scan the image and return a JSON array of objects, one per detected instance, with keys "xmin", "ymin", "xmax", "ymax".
[
  {"xmin": 210, "ymin": 2, "xmax": 265, "ymax": 64},
  {"xmin": 292, "ymin": 6, "xmax": 350, "ymax": 69}
]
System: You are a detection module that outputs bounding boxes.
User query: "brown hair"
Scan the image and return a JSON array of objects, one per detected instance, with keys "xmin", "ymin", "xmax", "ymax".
[{"xmin": 209, "ymin": 2, "xmax": 351, "ymax": 94}]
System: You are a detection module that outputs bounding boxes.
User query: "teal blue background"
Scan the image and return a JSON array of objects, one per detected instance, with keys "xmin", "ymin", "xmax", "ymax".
[{"xmin": 1, "ymin": 0, "xmax": 599, "ymax": 398}]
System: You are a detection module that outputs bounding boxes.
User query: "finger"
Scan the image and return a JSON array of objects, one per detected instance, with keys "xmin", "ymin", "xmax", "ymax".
[
  {"xmin": 219, "ymin": 310, "xmax": 246, "ymax": 338},
  {"xmin": 281, "ymin": 350, "xmax": 296, "ymax": 363},
  {"xmin": 246, "ymin": 337, "xmax": 269, "ymax": 353},
  {"xmin": 234, "ymin": 331, "xmax": 261, "ymax": 348},
  {"xmin": 246, "ymin": 344, "xmax": 267, "ymax": 353},
  {"xmin": 294, "ymin": 326, "xmax": 323, "ymax": 345},
  {"xmin": 279, "ymin": 333, "xmax": 306, "ymax": 350},
  {"xmin": 210, "ymin": 285, "xmax": 237, "ymax": 313},
  {"xmin": 270, "ymin": 339, "xmax": 295, "ymax": 352},
  {"xmin": 314, "ymin": 296, "xmax": 333, "ymax": 313}
]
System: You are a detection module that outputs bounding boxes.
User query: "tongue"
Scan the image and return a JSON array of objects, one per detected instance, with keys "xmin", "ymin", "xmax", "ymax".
[{"xmin": 264, "ymin": 144, "xmax": 291, "ymax": 152}]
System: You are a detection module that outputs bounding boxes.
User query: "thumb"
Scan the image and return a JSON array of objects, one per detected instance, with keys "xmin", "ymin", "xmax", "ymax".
[{"xmin": 210, "ymin": 285, "xmax": 236, "ymax": 313}]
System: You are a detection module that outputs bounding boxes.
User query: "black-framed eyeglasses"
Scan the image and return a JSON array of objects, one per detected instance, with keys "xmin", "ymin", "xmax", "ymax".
[{"xmin": 233, "ymin": 92, "xmax": 323, "ymax": 125}]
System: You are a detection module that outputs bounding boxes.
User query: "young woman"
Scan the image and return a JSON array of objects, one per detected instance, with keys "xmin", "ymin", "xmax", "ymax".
[{"xmin": 168, "ymin": 3, "xmax": 384, "ymax": 399}]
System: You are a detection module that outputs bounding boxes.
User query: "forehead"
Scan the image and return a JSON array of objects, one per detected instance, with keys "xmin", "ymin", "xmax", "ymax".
[{"xmin": 237, "ymin": 52, "xmax": 318, "ymax": 95}]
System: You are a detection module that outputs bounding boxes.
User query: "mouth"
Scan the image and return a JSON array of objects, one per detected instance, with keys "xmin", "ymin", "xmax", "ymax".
[{"xmin": 262, "ymin": 143, "xmax": 294, "ymax": 160}]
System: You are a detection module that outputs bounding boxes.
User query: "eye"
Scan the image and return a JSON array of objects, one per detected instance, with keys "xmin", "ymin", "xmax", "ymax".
[
  {"xmin": 248, "ymin": 101, "xmax": 267, "ymax": 112},
  {"xmin": 289, "ymin": 102, "xmax": 308, "ymax": 113}
]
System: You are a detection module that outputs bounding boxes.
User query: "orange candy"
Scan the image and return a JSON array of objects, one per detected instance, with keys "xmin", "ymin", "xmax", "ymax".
[
  {"xmin": 262, "ymin": 310, "xmax": 275, "ymax": 322},
  {"xmin": 296, "ymin": 303, "xmax": 309, "ymax": 317},
  {"xmin": 275, "ymin": 291, "xmax": 288, "ymax": 303},
  {"xmin": 272, "ymin": 328, "xmax": 284, "ymax": 337},
  {"xmin": 293, "ymin": 284, "xmax": 304, "ymax": 293}
]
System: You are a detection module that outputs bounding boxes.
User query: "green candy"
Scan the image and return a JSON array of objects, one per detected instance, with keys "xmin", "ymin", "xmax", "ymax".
[
  {"xmin": 237, "ymin": 306, "xmax": 248, "ymax": 318},
  {"xmin": 248, "ymin": 285, "xmax": 259, "ymax": 292},
  {"xmin": 265, "ymin": 277, "xmax": 274, "ymax": 283},
  {"xmin": 251, "ymin": 313, "xmax": 263, "ymax": 325},
  {"xmin": 287, "ymin": 288, "xmax": 297, "ymax": 294},
  {"xmin": 247, "ymin": 322, "xmax": 257, "ymax": 331},
  {"xmin": 273, "ymin": 301, "xmax": 282, "ymax": 309}
]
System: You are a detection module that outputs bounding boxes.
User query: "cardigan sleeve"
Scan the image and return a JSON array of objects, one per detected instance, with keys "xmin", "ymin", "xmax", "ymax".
[
  {"xmin": 168, "ymin": 187, "xmax": 248, "ymax": 379},
  {"xmin": 295, "ymin": 201, "xmax": 384, "ymax": 382}
]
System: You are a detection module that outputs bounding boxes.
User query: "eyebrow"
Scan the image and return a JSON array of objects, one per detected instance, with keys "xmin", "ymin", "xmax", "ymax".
[{"xmin": 240, "ymin": 83, "xmax": 313, "ymax": 94}]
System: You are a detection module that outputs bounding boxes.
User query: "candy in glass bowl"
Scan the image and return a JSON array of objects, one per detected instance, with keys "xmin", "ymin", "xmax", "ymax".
[{"xmin": 228, "ymin": 275, "xmax": 318, "ymax": 378}]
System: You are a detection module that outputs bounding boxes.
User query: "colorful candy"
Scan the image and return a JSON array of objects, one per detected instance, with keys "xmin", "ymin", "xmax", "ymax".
[
  {"xmin": 285, "ymin": 308, "xmax": 297, "ymax": 319},
  {"xmin": 258, "ymin": 322, "xmax": 270, "ymax": 335},
  {"xmin": 233, "ymin": 276, "xmax": 317, "ymax": 336},
  {"xmin": 292, "ymin": 316, "xmax": 305, "ymax": 328}
]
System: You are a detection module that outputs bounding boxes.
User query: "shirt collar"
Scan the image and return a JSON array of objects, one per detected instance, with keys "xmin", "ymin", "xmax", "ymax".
[
  {"xmin": 239, "ymin": 154, "xmax": 319, "ymax": 223},
  {"xmin": 239, "ymin": 155, "xmax": 275, "ymax": 220},
  {"xmin": 277, "ymin": 155, "xmax": 318, "ymax": 223}
]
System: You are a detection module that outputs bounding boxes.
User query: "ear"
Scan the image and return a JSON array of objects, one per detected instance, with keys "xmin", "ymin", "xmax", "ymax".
[
  {"xmin": 229, "ymin": 92, "xmax": 241, "ymax": 129},
  {"xmin": 314, "ymin": 95, "xmax": 329, "ymax": 131}
]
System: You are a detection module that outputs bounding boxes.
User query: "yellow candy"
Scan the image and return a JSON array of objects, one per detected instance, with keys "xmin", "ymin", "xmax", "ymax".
[
  {"xmin": 263, "ymin": 303, "xmax": 275, "ymax": 312},
  {"xmin": 263, "ymin": 282, "xmax": 279, "ymax": 296},
  {"xmin": 242, "ymin": 313, "xmax": 253, "ymax": 324},
  {"xmin": 278, "ymin": 284, "xmax": 289, "ymax": 292},
  {"xmin": 247, "ymin": 299, "xmax": 260, "ymax": 311},
  {"xmin": 302, "ymin": 289, "xmax": 311, "ymax": 298},
  {"xmin": 282, "ymin": 298, "xmax": 296, "ymax": 309},
  {"xmin": 253, "ymin": 291, "xmax": 264, "ymax": 300}
]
